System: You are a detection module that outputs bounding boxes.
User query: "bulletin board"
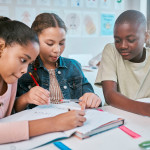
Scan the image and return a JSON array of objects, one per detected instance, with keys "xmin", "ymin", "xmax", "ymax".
[{"xmin": 0, "ymin": 0, "xmax": 140, "ymax": 58}]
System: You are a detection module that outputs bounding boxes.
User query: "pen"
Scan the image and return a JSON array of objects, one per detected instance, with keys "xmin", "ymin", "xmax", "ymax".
[
  {"xmin": 29, "ymin": 72, "xmax": 39, "ymax": 86},
  {"xmin": 59, "ymin": 99, "xmax": 81, "ymax": 103}
]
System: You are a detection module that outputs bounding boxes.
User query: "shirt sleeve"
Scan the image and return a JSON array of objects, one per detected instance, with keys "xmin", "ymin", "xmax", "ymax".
[
  {"xmin": 0, "ymin": 120, "xmax": 29, "ymax": 144},
  {"xmin": 95, "ymin": 43, "xmax": 118, "ymax": 87}
]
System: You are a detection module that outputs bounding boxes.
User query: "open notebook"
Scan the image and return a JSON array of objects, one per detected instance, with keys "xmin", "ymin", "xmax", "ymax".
[{"xmin": 0, "ymin": 102, "xmax": 124, "ymax": 150}]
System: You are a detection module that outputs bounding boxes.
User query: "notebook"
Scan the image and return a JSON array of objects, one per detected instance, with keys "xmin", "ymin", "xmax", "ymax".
[
  {"xmin": 50, "ymin": 102, "xmax": 124, "ymax": 139},
  {"xmin": 0, "ymin": 103, "xmax": 124, "ymax": 150}
]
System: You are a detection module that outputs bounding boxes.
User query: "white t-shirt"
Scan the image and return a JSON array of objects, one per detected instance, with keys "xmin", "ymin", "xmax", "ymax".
[{"xmin": 95, "ymin": 43, "xmax": 150, "ymax": 100}]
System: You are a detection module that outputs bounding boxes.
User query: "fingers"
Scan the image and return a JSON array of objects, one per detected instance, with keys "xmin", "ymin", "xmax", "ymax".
[
  {"xmin": 76, "ymin": 111, "xmax": 86, "ymax": 127},
  {"xmin": 78, "ymin": 110, "xmax": 85, "ymax": 116},
  {"xmin": 79, "ymin": 93, "xmax": 101, "ymax": 108},
  {"xmin": 70, "ymin": 110, "xmax": 86, "ymax": 121},
  {"xmin": 36, "ymin": 86, "xmax": 50, "ymax": 98},
  {"xmin": 35, "ymin": 90, "xmax": 49, "ymax": 104},
  {"xmin": 79, "ymin": 116, "xmax": 86, "ymax": 122},
  {"xmin": 28, "ymin": 86, "xmax": 50, "ymax": 105},
  {"xmin": 79, "ymin": 101, "xmax": 86, "ymax": 110},
  {"xmin": 95, "ymin": 98, "xmax": 102, "ymax": 108}
]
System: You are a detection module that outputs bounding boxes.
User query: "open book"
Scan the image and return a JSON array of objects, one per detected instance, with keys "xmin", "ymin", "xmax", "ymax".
[
  {"xmin": 0, "ymin": 103, "xmax": 124, "ymax": 150},
  {"xmin": 50, "ymin": 102, "xmax": 124, "ymax": 139}
]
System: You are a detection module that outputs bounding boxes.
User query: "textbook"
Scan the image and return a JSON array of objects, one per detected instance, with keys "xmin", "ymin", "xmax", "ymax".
[
  {"xmin": 74, "ymin": 118, "xmax": 124, "ymax": 139},
  {"xmin": 0, "ymin": 103, "xmax": 124, "ymax": 150}
]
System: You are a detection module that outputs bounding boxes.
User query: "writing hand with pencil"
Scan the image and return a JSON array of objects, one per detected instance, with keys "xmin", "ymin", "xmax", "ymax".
[
  {"xmin": 25, "ymin": 72, "xmax": 50, "ymax": 106},
  {"xmin": 23, "ymin": 86, "xmax": 50, "ymax": 106},
  {"xmin": 15, "ymin": 73, "xmax": 50, "ymax": 112},
  {"xmin": 53, "ymin": 110, "xmax": 86, "ymax": 131},
  {"xmin": 79, "ymin": 93, "xmax": 102, "ymax": 109}
]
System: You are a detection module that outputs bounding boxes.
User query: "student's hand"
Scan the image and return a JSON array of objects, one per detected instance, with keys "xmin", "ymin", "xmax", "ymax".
[
  {"xmin": 25, "ymin": 86, "xmax": 50, "ymax": 105},
  {"xmin": 79, "ymin": 93, "xmax": 101, "ymax": 109},
  {"xmin": 53, "ymin": 110, "xmax": 86, "ymax": 131}
]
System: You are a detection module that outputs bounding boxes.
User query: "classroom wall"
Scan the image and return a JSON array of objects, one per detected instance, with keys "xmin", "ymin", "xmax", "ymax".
[{"xmin": 0, "ymin": 0, "xmax": 141, "ymax": 63}]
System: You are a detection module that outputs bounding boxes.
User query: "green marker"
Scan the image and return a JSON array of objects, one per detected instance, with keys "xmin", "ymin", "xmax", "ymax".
[{"xmin": 139, "ymin": 141, "xmax": 150, "ymax": 150}]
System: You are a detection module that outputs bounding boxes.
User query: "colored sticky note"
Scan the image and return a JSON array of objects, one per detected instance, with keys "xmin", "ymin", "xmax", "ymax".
[{"xmin": 119, "ymin": 125, "xmax": 141, "ymax": 139}]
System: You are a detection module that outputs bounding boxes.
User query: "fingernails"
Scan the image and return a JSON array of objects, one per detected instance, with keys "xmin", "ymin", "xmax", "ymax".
[{"xmin": 81, "ymin": 103, "xmax": 86, "ymax": 110}]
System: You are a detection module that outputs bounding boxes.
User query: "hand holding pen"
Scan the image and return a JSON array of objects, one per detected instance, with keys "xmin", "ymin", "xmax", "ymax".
[{"xmin": 25, "ymin": 72, "xmax": 50, "ymax": 105}]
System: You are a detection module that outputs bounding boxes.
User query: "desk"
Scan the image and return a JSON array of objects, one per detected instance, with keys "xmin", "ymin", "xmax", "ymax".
[
  {"xmin": 1, "ymin": 106, "xmax": 150, "ymax": 150},
  {"xmin": 35, "ymin": 106, "xmax": 150, "ymax": 150}
]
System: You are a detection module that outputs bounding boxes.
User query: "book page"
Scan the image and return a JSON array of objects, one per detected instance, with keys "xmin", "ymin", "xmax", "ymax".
[
  {"xmin": 0, "ymin": 105, "xmax": 69, "ymax": 150},
  {"xmin": 30, "ymin": 104, "xmax": 121, "ymax": 136},
  {"xmin": 0, "ymin": 104, "xmax": 121, "ymax": 150},
  {"xmin": 51, "ymin": 102, "xmax": 81, "ymax": 110},
  {"xmin": 64, "ymin": 109, "xmax": 121, "ymax": 136},
  {"xmin": 31, "ymin": 104, "xmax": 120, "ymax": 136}
]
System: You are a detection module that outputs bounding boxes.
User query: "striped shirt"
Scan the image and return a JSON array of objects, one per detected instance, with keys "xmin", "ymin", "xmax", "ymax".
[{"xmin": 48, "ymin": 69, "xmax": 63, "ymax": 104}]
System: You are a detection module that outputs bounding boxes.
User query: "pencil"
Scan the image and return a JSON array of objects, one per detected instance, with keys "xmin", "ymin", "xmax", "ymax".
[
  {"xmin": 59, "ymin": 99, "xmax": 81, "ymax": 103},
  {"xmin": 29, "ymin": 72, "xmax": 39, "ymax": 86}
]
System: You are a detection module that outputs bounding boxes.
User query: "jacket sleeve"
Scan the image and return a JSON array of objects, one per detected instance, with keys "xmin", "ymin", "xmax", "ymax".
[{"xmin": 73, "ymin": 60, "xmax": 94, "ymax": 94}]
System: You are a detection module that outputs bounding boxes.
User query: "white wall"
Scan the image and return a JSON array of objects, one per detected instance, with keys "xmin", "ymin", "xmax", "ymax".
[
  {"xmin": 0, "ymin": 0, "xmax": 141, "ymax": 59},
  {"xmin": 64, "ymin": 0, "xmax": 141, "ymax": 59}
]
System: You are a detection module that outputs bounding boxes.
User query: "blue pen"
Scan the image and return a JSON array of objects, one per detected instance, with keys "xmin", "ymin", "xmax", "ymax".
[{"xmin": 53, "ymin": 141, "xmax": 71, "ymax": 150}]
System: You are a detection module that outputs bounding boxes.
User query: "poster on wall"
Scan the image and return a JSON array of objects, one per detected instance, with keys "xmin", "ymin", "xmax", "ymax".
[
  {"xmin": 0, "ymin": 6, "xmax": 9, "ymax": 17},
  {"xmin": 36, "ymin": 0, "xmax": 51, "ymax": 6},
  {"xmin": 54, "ymin": 0, "xmax": 68, "ymax": 7},
  {"xmin": 100, "ymin": 0, "xmax": 111, "ymax": 9},
  {"xmin": 64, "ymin": 11, "xmax": 82, "ymax": 37},
  {"xmin": 71, "ymin": 0, "xmax": 84, "ymax": 8},
  {"xmin": 0, "ymin": 0, "xmax": 11, "ymax": 4},
  {"xmin": 15, "ymin": 7, "xmax": 36, "ymax": 27},
  {"xmin": 100, "ymin": 13, "xmax": 115, "ymax": 36},
  {"xmin": 114, "ymin": 0, "xmax": 124, "ymax": 10},
  {"xmin": 82, "ymin": 12, "xmax": 99, "ymax": 37},
  {"xmin": 85, "ymin": 0, "xmax": 98, "ymax": 8}
]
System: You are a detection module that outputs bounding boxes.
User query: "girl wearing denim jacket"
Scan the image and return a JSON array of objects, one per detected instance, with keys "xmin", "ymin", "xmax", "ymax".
[{"xmin": 15, "ymin": 13, "xmax": 101, "ymax": 111}]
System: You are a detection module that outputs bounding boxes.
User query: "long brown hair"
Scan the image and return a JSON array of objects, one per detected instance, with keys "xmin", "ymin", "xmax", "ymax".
[{"xmin": 31, "ymin": 13, "xmax": 67, "ymax": 86}]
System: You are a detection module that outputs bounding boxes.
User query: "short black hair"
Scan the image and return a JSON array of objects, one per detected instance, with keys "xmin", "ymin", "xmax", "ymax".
[
  {"xmin": 115, "ymin": 10, "xmax": 146, "ymax": 31},
  {"xmin": 0, "ymin": 20, "xmax": 39, "ymax": 46},
  {"xmin": 0, "ymin": 16, "xmax": 11, "ymax": 22}
]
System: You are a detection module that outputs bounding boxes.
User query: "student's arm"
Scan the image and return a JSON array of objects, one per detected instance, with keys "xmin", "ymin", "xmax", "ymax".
[
  {"xmin": 29, "ymin": 110, "xmax": 85, "ymax": 137},
  {"xmin": 102, "ymin": 80, "xmax": 150, "ymax": 117},
  {"xmin": 15, "ymin": 86, "xmax": 50, "ymax": 112},
  {"xmin": 0, "ymin": 110, "xmax": 86, "ymax": 144}
]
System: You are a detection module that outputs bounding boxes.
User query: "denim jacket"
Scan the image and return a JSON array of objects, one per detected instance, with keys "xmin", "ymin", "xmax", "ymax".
[{"xmin": 17, "ymin": 56, "xmax": 94, "ymax": 108}]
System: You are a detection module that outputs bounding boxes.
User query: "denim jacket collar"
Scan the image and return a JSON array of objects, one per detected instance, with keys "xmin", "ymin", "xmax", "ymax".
[
  {"xmin": 34, "ymin": 56, "xmax": 67, "ymax": 69},
  {"xmin": 58, "ymin": 56, "xmax": 67, "ymax": 68}
]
